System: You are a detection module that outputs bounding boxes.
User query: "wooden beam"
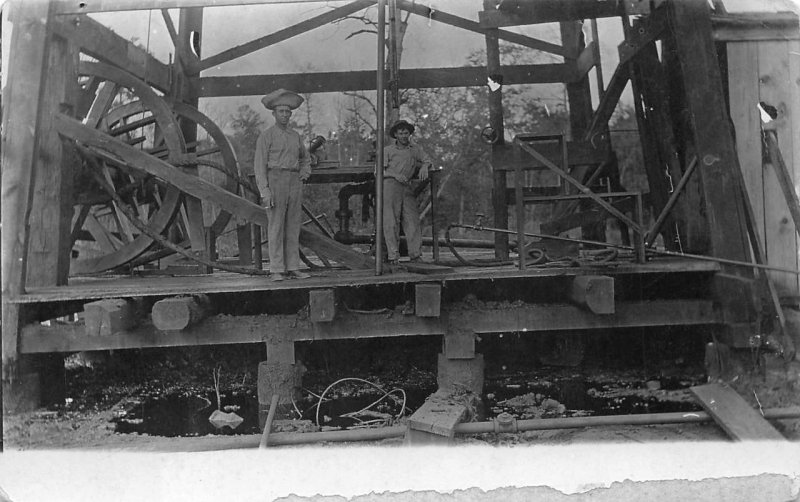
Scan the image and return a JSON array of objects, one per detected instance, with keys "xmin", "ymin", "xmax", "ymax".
[
  {"xmin": 26, "ymin": 30, "xmax": 79, "ymax": 289},
  {"xmin": 53, "ymin": 0, "xmax": 337, "ymax": 14},
  {"xmin": 396, "ymin": 0, "xmax": 572, "ymax": 58},
  {"xmin": 55, "ymin": 114, "xmax": 374, "ymax": 270},
  {"xmin": 479, "ymin": 0, "xmax": 621, "ymax": 27},
  {"xmin": 20, "ymin": 299, "xmax": 719, "ymax": 353},
  {"xmin": 617, "ymin": 10, "xmax": 667, "ymax": 66},
  {"xmin": 560, "ymin": 21, "xmax": 593, "ymax": 139},
  {"xmin": 197, "ymin": 63, "xmax": 576, "ymax": 97},
  {"xmin": 151, "ymin": 295, "xmax": 211, "ymax": 331},
  {"xmin": 584, "ymin": 62, "xmax": 629, "ymax": 142},
  {"xmin": 50, "ymin": 14, "xmax": 171, "ymax": 93},
  {"xmin": 711, "ymin": 12, "xmax": 800, "ymax": 42},
  {"xmin": 575, "ymin": 41, "xmax": 598, "ymax": 77},
  {"xmin": 2, "ymin": 0, "xmax": 52, "ymax": 382},
  {"xmin": 415, "ymin": 283, "xmax": 441, "ymax": 317},
  {"xmin": 691, "ymin": 383, "xmax": 785, "ymax": 441},
  {"xmin": 197, "ymin": 0, "xmax": 374, "ymax": 72}
]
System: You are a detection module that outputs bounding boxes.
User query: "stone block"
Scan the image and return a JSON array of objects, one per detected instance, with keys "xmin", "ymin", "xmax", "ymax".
[
  {"xmin": 444, "ymin": 332, "xmax": 475, "ymax": 359},
  {"xmin": 83, "ymin": 299, "xmax": 137, "ymax": 336},
  {"xmin": 437, "ymin": 353, "xmax": 484, "ymax": 395},
  {"xmin": 257, "ymin": 360, "xmax": 306, "ymax": 426}
]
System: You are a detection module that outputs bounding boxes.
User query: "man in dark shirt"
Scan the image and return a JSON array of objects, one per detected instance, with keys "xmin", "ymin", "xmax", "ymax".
[{"xmin": 382, "ymin": 119, "xmax": 432, "ymax": 264}]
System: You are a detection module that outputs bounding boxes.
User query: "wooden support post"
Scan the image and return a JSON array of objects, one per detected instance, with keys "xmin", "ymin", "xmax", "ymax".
[
  {"xmin": 176, "ymin": 7, "xmax": 209, "ymax": 269},
  {"xmin": 309, "ymin": 289, "xmax": 336, "ymax": 323},
  {"xmin": 415, "ymin": 283, "xmax": 441, "ymax": 318},
  {"xmin": 258, "ymin": 338, "xmax": 303, "ymax": 424},
  {"xmin": 84, "ymin": 299, "xmax": 138, "ymax": 336},
  {"xmin": 2, "ymin": 1, "xmax": 55, "ymax": 417},
  {"xmin": 151, "ymin": 295, "xmax": 210, "ymax": 331},
  {"xmin": 569, "ymin": 275, "xmax": 615, "ymax": 315},
  {"xmin": 667, "ymin": 0, "xmax": 756, "ymax": 326},
  {"xmin": 560, "ymin": 21, "xmax": 593, "ymax": 139},
  {"xmin": 237, "ymin": 224, "xmax": 254, "ymax": 266},
  {"xmin": 485, "ymin": 0, "xmax": 508, "ymax": 260}
]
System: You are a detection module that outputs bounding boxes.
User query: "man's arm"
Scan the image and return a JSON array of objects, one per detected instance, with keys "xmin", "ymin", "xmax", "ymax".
[
  {"xmin": 415, "ymin": 144, "xmax": 433, "ymax": 181},
  {"xmin": 253, "ymin": 132, "xmax": 273, "ymax": 207},
  {"xmin": 298, "ymin": 134, "xmax": 311, "ymax": 181}
]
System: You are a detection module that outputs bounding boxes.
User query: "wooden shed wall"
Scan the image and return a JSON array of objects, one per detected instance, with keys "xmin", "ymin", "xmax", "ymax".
[{"xmin": 728, "ymin": 38, "xmax": 800, "ymax": 299}]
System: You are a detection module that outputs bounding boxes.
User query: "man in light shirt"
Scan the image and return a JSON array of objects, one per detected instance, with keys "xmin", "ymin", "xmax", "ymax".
[
  {"xmin": 382, "ymin": 119, "xmax": 432, "ymax": 265},
  {"xmin": 254, "ymin": 89, "xmax": 311, "ymax": 281}
]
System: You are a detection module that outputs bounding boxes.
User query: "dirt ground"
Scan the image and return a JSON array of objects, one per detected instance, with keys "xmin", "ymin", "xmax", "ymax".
[{"xmin": 5, "ymin": 343, "xmax": 800, "ymax": 451}]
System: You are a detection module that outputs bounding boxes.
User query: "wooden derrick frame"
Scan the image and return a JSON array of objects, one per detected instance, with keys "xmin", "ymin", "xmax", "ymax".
[{"xmin": 2, "ymin": 0, "xmax": 799, "ymax": 422}]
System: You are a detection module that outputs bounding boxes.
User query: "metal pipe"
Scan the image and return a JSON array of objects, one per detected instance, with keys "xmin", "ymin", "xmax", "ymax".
[
  {"xmin": 374, "ymin": 0, "xmax": 386, "ymax": 276},
  {"xmin": 267, "ymin": 425, "xmax": 406, "ymax": 446},
  {"xmin": 645, "ymin": 157, "xmax": 698, "ymax": 246},
  {"xmin": 449, "ymin": 222, "xmax": 800, "ymax": 275},
  {"xmin": 454, "ymin": 406, "xmax": 800, "ymax": 435}
]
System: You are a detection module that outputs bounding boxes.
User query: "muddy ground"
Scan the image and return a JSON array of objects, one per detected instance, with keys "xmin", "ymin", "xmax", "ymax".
[{"xmin": 5, "ymin": 330, "xmax": 800, "ymax": 450}]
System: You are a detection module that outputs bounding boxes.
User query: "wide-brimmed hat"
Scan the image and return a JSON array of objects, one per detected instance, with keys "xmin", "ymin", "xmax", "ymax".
[
  {"xmin": 261, "ymin": 89, "xmax": 304, "ymax": 110},
  {"xmin": 389, "ymin": 119, "xmax": 415, "ymax": 138}
]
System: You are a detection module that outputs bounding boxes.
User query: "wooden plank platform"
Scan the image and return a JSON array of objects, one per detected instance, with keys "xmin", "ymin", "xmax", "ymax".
[
  {"xmin": 691, "ymin": 383, "xmax": 785, "ymax": 441},
  {"xmin": 14, "ymin": 258, "xmax": 719, "ymax": 304}
]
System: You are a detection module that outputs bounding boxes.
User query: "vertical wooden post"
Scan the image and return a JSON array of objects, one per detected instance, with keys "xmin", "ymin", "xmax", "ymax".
[
  {"xmin": 559, "ymin": 21, "xmax": 593, "ymax": 139},
  {"xmin": 2, "ymin": 0, "xmax": 54, "ymax": 417},
  {"xmin": 667, "ymin": 0, "xmax": 756, "ymax": 334},
  {"xmin": 484, "ymin": 0, "xmax": 508, "ymax": 259},
  {"xmin": 176, "ymin": 7, "xmax": 209, "ymax": 269}
]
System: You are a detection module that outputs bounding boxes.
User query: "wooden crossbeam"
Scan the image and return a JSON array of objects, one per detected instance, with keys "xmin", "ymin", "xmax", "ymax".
[
  {"xmin": 197, "ymin": 63, "xmax": 576, "ymax": 97},
  {"xmin": 55, "ymin": 114, "xmax": 374, "ymax": 270},
  {"xmin": 20, "ymin": 299, "xmax": 719, "ymax": 353},
  {"xmin": 53, "ymin": 0, "xmax": 335, "ymax": 14},
  {"xmin": 396, "ymin": 0, "xmax": 572, "ymax": 58},
  {"xmin": 479, "ymin": 0, "xmax": 621, "ymax": 27},
  {"xmin": 196, "ymin": 0, "xmax": 374, "ymax": 72},
  {"xmin": 583, "ymin": 62, "xmax": 629, "ymax": 142},
  {"xmin": 51, "ymin": 14, "xmax": 171, "ymax": 92}
]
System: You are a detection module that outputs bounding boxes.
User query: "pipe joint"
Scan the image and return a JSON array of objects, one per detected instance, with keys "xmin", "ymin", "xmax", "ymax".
[{"xmin": 493, "ymin": 412, "xmax": 518, "ymax": 433}]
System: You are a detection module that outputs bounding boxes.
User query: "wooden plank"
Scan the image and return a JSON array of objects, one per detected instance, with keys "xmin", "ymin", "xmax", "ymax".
[
  {"xmin": 584, "ymin": 62, "xmax": 629, "ymax": 142},
  {"xmin": 17, "ymin": 261, "xmax": 720, "ymax": 303},
  {"xmin": 53, "ymin": 0, "xmax": 337, "ymax": 14},
  {"xmin": 691, "ymin": 383, "xmax": 784, "ymax": 441},
  {"xmin": 759, "ymin": 40, "xmax": 799, "ymax": 297},
  {"xmin": 727, "ymin": 42, "xmax": 764, "ymax": 250},
  {"xmin": 50, "ymin": 14, "xmax": 171, "ymax": 93},
  {"xmin": 20, "ymin": 299, "xmax": 720, "ymax": 353},
  {"xmin": 197, "ymin": 64, "xmax": 577, "ymax": 97},
  {"xmin": 55, "ymin": 114, "xmax": 374, "ymax": 270},
  {"xmin": 151, "ymin": 295, "xmax": 211, "ymax": 331},
  {"xmin": 396, "ymin": 0, "xmax": 571, "ymax": 58},
  {"xmin": 403, "ymin": 262, "xmax": 453, "ymax": 275},
  {"xmin": 407, "ymin": 390, "xmax": 469, "ymax": 438},
  {"xmin": 560, "ymin": 21, "xmax": 592, "ymax": 138},
  {"xmin": 712, "ymin": 12, "xmax": 800, "ymax": 42},
  {"xmin": 575, "ymin": 41, "xmax": 597, "ymax": 77},
  {"xmin": 26, "ymin": 30, "xmax": 79, "ymax": 289},
  {"xmin": 2, "ymin": 0, "xmax": 52, "ymax": 381},
  {"xmin": 791, "ymin": 37, "xmax": 800, "ymax": 295},
  {"xmin": 197, "ymin": 0, "xmax": 373, "ymax": 72}
]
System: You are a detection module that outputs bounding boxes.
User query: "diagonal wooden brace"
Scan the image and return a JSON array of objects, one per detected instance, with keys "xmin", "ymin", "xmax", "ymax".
[{"xmin": 514, "ymin": 139, "xmax": 642, "ymax": 233}]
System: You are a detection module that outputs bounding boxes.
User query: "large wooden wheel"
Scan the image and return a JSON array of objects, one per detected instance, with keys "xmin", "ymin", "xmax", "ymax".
[{"xmin": 70, "ymin": 62, "xmax": 242, "ymax": 275}]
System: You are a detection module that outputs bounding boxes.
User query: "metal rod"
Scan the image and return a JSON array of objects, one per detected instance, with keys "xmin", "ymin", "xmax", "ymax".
[
  {"xmin": 259, "ymin": 394, "xmax": 279, "ymax": 448},
  {"xmin": 374, "ymin": 0, "xmax": 386, "ymax": 276},
  {"xmin": 450, "ymin": 222, "xmax": 800, "ymax": 275},
  {"xmin": 645, "ymin": 157, "xmax": 698, "ymax": 246}
]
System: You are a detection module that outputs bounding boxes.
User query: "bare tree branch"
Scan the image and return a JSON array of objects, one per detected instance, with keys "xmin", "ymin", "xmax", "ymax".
[{"xmin": 346, "ymin": 29, "xmax": 378, "ymax": 40}]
